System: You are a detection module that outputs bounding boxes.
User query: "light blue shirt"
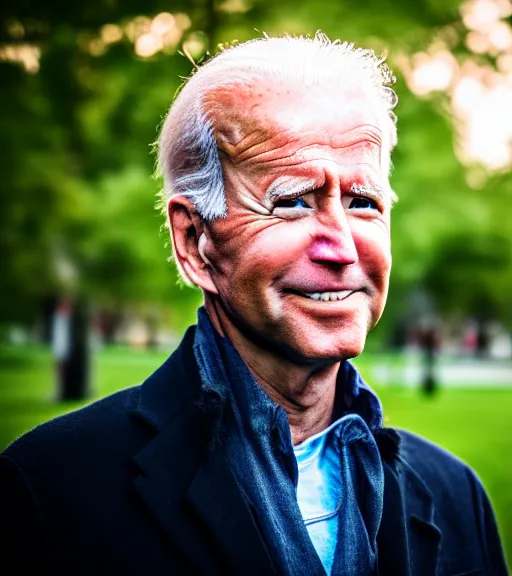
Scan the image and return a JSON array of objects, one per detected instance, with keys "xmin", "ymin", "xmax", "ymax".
[{"xmin": 294, "ymin": 414, "xmax": 378, "ymax": 575}]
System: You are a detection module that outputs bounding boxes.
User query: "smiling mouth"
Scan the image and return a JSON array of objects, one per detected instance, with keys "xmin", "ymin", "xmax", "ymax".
[{"xmin": 287, "ymin": 289, "xmax": 356, "ymax": 302}]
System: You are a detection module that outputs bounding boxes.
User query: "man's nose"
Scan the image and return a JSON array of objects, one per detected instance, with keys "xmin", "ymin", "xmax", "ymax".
[{"xmin": 307, "ymin": 203, "xmax": 358, "ymax": 265}]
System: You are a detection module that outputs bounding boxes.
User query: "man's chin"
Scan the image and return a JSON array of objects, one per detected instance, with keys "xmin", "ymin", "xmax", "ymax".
[
  {"xmin": 307, "ymin": 344, "xmax": 365, "ymax": 363},
  {"xmin": 282, "ymin": 333, "xmax": 367, "ymax": 365},
  {"xmin": 283, "ymin": 314, "xmax": 371, "ymax": 363}
]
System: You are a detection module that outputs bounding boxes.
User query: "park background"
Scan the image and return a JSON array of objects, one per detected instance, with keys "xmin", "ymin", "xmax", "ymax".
[{"xmin": 1, "ymin": 0, "xmax": 512, "ymax": 568}]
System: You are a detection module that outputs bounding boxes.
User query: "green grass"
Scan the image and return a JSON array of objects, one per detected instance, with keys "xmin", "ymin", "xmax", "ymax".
[{"xmin": 1, "ymin": 343, "xmax": 511, "ymax": 568}]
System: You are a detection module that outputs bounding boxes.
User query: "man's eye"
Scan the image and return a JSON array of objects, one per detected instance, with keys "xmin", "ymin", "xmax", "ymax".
[
  {"xmin": 275, "ymin": 197, "xmax": 312, "ymax": 209},
  {"xmin": 349, "ymin": 197, "xmax": 379, "ymax": 210}
]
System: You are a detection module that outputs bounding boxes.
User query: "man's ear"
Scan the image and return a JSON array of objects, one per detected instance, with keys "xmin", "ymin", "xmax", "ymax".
[{"xmin": 167, "ymin": 196, "xmax": 219, "ymax": 294}]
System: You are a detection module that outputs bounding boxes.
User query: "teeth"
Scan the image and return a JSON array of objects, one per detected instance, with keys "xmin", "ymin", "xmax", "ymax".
[{"xmin": 304, "ymin": 290, "xmax": 353, "ymax": 301}]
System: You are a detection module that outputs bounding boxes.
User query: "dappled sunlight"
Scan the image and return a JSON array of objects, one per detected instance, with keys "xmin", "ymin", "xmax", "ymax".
[
  {"xmin": 131, "ymin": 12, "xmax": 191, "ymax": 58},
  {"xmin": 100, "ymin": 24, "xmax": 123, "ymax": 45},
  {"xmin": 461, "ymin": 0, "xmax": 512, "ymax": 32},
  {"xmin": 0, "ymin": 43, "xmax": 40, "ymax": 73},
  {"xmin": 81, "ymin": 12, "xmax": 192, "ymax": 59},
  {"xmin": 397, "ymin": 0, "xmax": 512, "ymax": 174},
  {"xmin": 406, "ymin": 50, "xmax": 458, "ymax": 95}
]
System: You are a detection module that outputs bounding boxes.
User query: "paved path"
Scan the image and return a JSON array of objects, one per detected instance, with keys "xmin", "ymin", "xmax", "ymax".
[{"xmin": 371, "ymin": 357, "xmax": 512, "ymax": 388}]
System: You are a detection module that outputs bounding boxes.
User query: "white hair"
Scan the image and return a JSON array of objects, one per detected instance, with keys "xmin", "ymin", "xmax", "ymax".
[{"xmin": 157, "ymin": 32, "xmax": 398, "ymax": 224}]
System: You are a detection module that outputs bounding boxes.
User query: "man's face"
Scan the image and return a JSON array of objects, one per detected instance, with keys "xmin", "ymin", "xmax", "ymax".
[{"xmin": 201, "ymin": 81, "xmax": 392, "ymax": 362}]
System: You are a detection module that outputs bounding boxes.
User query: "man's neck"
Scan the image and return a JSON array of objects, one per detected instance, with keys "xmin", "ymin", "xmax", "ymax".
[{"xmin": 205, "ymin": 300, "xmax": 340, "ymax": 445}]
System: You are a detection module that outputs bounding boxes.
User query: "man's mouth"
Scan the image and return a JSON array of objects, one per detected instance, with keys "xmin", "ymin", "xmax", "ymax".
[{"xmin": 287, "ymin": 289, "xmax": 355, "ymax": 301}]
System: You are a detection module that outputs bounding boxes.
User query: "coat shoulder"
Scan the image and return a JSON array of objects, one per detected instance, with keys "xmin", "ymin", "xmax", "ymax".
[
  {"xmin": 3, "ymin": 385, "xmax": 143, "ymax": 471},
  {"xmin": 396, "ymin": 428, "xmax": 487, "ymax": 524},
  {"xmin": 2, "ymin": 329, "xmax": 199, "ymax": 483},
  {"xmin": 397, "ymin": 428, "xmax": 471, "ymax": 480},
  {"xmin": 395, "ymin": 429, "xmax": 508, "ymax": 575}
]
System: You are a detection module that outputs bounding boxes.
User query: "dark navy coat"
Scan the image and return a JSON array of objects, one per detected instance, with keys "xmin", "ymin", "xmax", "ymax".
[{"xmin": 0, "ymin": 327, "xmax": 508, "ymax": 575}]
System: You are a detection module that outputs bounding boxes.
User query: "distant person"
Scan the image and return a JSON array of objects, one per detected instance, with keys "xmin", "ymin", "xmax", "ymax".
[
  {"xmin": 390, "ymin": 315, "xmax": 408, "ymax": 350},
  {"xmin": 1, "ymin": 34, "xmax": 507, "ymax": 575},
  {"xmin": 51, "ymin": 296, "xmax": 90, "ymax": 401},
  {"xmin": 475, "ymin": 319, "xmax": 491, "ymax": 358},
  {"xmin": 462, "ymin": 317, "xmax": 478, "ymax": 355},
  {"xmin": 417, "ymin": 316, "xmax": 442, "ymax": 396}
]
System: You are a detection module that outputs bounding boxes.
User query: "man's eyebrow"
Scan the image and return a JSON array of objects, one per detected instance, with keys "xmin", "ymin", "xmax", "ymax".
[
  {"xmin": 265, "ymin": 176, "xmax": 318, "ymax": 203},
  {"xmin": 351, "ymin": 183, "xmax": 398, "ymax": 205},
  {"xmin": 265, "ymin": 176, "xmax": 398, "ymax": 205}
]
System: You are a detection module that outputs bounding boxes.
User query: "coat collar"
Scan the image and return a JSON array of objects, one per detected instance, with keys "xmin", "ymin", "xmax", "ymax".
[
  {"xmin": 130, "ymin": 326, "xmax": 441, "ymax": 576},
  {"xmin": 130, "ymin": 326, "xmax": 198, "ymax": 431}
]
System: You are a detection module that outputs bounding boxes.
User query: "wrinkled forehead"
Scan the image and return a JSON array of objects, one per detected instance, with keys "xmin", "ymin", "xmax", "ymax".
[{"xmin": 203, "ymin": 79, "xmax": 389, "ymax": 156}]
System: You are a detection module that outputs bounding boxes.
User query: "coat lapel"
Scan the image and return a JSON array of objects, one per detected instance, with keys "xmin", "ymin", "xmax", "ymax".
[
  {"xmin": 377, "ymin": 459, "xmax": 412, "ymax": 576},
  {"xmin": 187, "ymin": 446, "xmax": 278, "ymax": 576},
  {"xmin": 132, "ymin": 420, "xmax": 276, "ymax": 575},
  {"xmin": 378, "ymin": 452, "xmax": 441, "ymax": 576},
  {"xmin": 132, "ymin": 415, "xmax": 218, "ymax": 574},
  {"xmin": 400, "ymin": 458, "xmax": 442, "ymax": 576},
  {"xmin": 130, "ymin": 330, "xmax": 276, "ymax": 575}
]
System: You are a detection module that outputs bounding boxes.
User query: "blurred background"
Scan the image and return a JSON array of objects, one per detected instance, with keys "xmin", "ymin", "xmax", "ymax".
[{"xmin": 1, "ymin": 0, "xmax": 512, "ymax": 566}]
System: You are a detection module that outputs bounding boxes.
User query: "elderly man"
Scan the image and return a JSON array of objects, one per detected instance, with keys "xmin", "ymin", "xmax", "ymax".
[{"xmin": 0, "ymin": 34, "xmax": 507, "ymax": 576}]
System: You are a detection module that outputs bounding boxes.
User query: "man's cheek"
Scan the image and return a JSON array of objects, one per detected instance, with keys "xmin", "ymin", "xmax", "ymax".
[{"xmin": 354, "ymin": 230, "xmax": 391, "ymax": 274}]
